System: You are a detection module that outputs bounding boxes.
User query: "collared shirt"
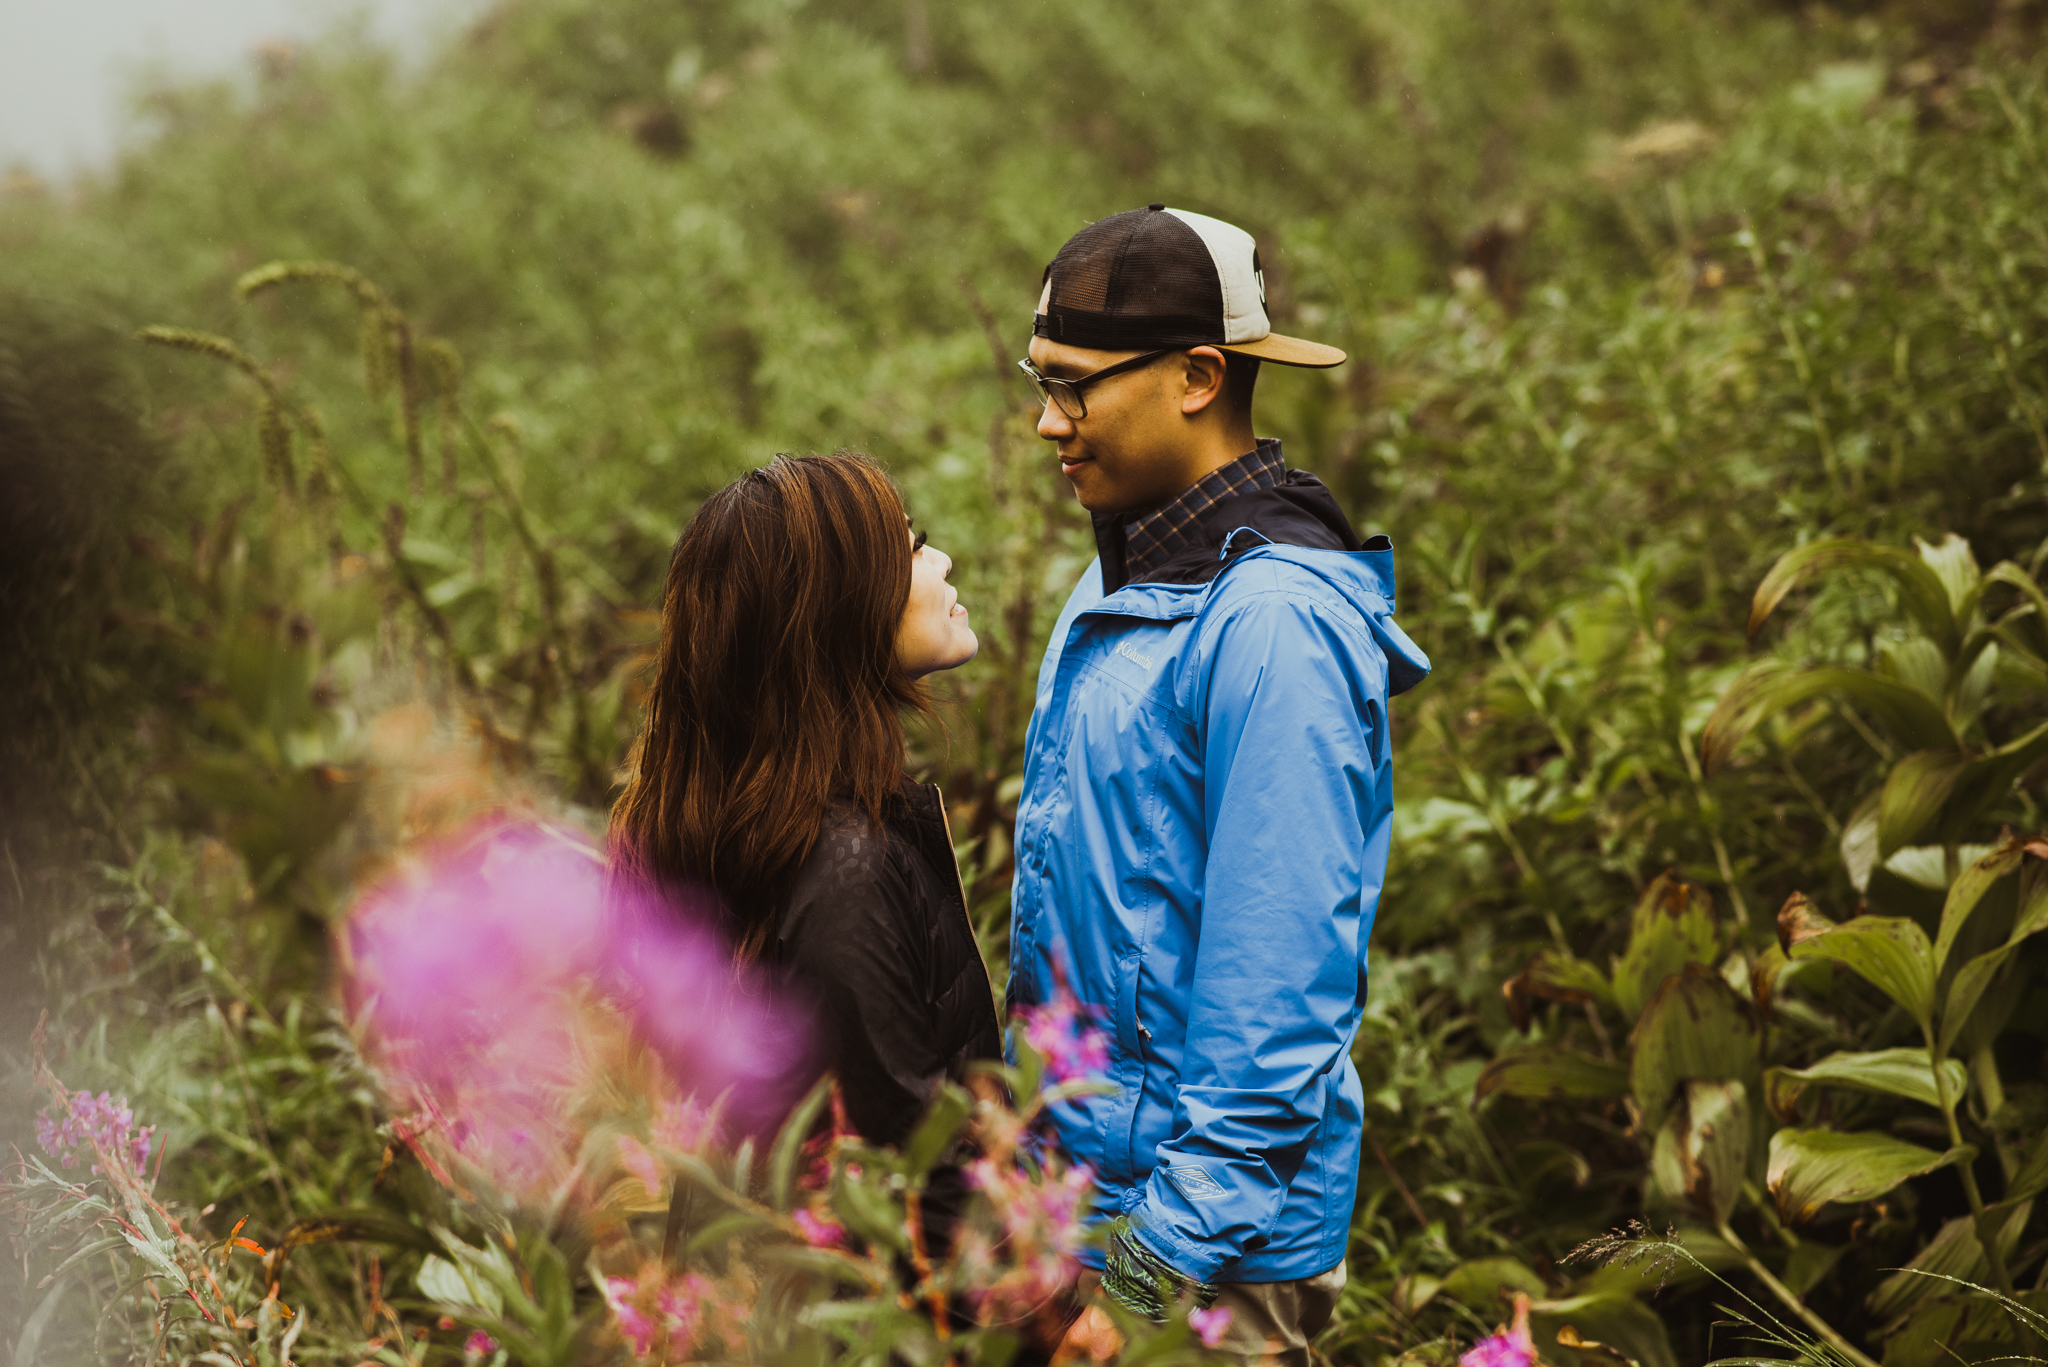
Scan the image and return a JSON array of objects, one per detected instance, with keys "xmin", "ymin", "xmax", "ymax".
[{"xmin": 1122, "ymin": 438, "xmax": 1287, "ymax": 583}]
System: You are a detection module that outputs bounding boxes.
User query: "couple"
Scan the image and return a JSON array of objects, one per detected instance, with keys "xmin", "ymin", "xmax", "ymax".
[{"xmin": 611, "ymin": 206, "xmax": 1430, "ymax": 1365}]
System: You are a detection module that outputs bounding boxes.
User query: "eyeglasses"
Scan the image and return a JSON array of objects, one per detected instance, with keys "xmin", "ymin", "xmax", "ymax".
[{"xmin": 1016, "ymin": 349, "xmax": 1178, "ymax": 421}]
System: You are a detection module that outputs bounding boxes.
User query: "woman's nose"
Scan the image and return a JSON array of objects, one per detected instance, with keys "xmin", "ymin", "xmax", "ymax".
[
  {"xmin": 1037, "ymin": 399, "xmax": 1073, "ymax": 439},
  {"xmin": 932, "ymin": 547, "xmax": 954, "ymax": 577}
]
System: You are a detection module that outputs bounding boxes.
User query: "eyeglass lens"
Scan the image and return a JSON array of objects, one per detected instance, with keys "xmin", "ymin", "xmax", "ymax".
[{"xmin": 1018, "ymin": 362, "xmax": 1088, "ymax": 420}]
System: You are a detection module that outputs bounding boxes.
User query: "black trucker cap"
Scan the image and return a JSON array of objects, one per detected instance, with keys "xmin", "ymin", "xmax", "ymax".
[{"xmin": 1033, "ymin": 204, "xmax": 1345, "ymax": 368}]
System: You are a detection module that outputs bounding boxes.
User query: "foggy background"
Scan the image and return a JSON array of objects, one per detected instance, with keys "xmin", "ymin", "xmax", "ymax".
[{"xmin": 0, "ymin": 0, "xmax": 475, "ymax": 177}]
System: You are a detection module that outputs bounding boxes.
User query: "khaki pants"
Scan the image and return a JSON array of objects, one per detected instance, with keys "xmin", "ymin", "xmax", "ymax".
[
  {"xmin": 1046, "ymin": 1262, "xmax": 1347, "ymax": 1367},
  {"xmin": 1200, "ymin": 1263, "xmax": 1347, "ymax": 1367}
]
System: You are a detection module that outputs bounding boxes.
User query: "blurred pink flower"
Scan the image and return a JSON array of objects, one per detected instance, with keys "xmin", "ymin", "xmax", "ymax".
[
  {"xmin": 461, "ymin": 1330, "xmax": 497, "ymax": 1359},
  {"xmin": 35, "ymin": 1090, "xmax": 155, "ymax": 1176},
  {"xmin": 603, "ymin": 1277, "xmax": 657, "ymax": 1357},
  {"xmin": 343, "ymin": 819, "xmax": 808, "ymax": 1196},
  {"xmin": 652, "ymin": 1096, "xmax": 719, "ymax": 1153},
  {"xmin": 1459, "ymin": 1293, "xmax": 1537, "ymax": 1367},
  {"xmin": 791, "ymin": 1208, "xmax": 844, "ymax": 1248},
  {"xmin": 603, "ymin": 1269, "xmax": 714, "ymax": 1359},
  {"xmin": 966, "ymin": 1157, "xmax": 1096, "ymax": 1312},
  {"xmin": 616, "ymin": 1135, "xmax": 661, "ymax": 1197},
  {"xmin": 1189, "ymin": 1306, "xmax": 1233, "ymax": 1349},
  {"xmin": 654, "ymin": 1273, "xmax": 710, "ymax": 1346},
  {"xmin": 1013, "ymin": 994, "xmax": 1109, "ymax": 1086}
]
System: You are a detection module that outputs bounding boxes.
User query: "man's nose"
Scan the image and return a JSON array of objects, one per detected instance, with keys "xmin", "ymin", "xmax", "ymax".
[{"xmin": 1036, "ymin": 399, "xmax": 1073, "ymax": 441}]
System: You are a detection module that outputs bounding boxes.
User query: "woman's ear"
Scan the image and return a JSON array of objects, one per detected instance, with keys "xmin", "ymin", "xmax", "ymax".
[{"xmin": 1179, "ymin": 347, "xmax": 1229, "ymax": 416}]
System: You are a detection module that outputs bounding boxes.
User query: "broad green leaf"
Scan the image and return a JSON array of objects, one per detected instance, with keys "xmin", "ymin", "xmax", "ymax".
[
  {"xmin": 2001, "ymin": 1126, "xmax": 2048, "ymax": 1208},
  {"xmin": 1525, "ymin": 950, "xmax": 1615, "ymax": 1002},
  {"xmin": 832, "ymin": 1169, "xmax": 910, "ymax": 1254},
  {"xmin": 1840, "ymin": 790, "xmax": 1880, "ymax": 893},
  {"xmin": 1916, "ymin": 532, "xmax": 1983, "ymax": 624},
  {"xmin": 13, "ymin": 1276, "xmax": 71, "ymax": 1367},
  {"xmin": 1877, "ymin": 636, "xmax": 1949, "ymax": 701},
  {"xmin": 684, "ymin": 1211, "xmax": 768, "ymax": 1255},
  {"xmin": 1747, "ymin": 537, "xmax": 1959, "ymax": 652},
  {"xmin": 1503, "ymin": 950, "xmax": 1614, "ymax": 1030},
  {"xmin": 1435, "ymin": 1257, "xmax": 1548, "ymax": 1306},
  {"xmin": 1931, "ymin": 839, "xmax": 2048, "ymax": 1053},
  {"xmin": 1554, "ymin": 1325, "xmax": 1639, "ymax": 1366},
  {"xmin": 769, "ymin": 1076, "xmax": 833, "ymax": 1212},
  {"xmin": 1986, "ymin": 561, "xmax": 2048, "ymax": 671},
  {"xmin": 1767, "ymin": 1128, "xmax": 1959, "ymax": 1226},
  {"xmin": 900, "ymin": 1084, "xmax": 973, "ymax": 1180},
  {"xmin": 1671, "ymin": 1079, "xmax": 1748, "ymax": 1226},
  {"xmin": 1749, "ymin": 943, "xmax": 1789, "ymax": 1017},
  {"xmin": 417, "ymin": 1254, "xmax": 504, "ymax": 1315},
  {"xmin": 1611, "ymin": 873, "xmax": 1719, "ymax": 1019},
  {"xmin": 1529, "ymin": 1294, "xmax": 1678, "ymax": 1367},
  {"xmin": 1877, "ymin": 751, "xmax": 1965, "ymax": 858},
  {"xmin": 1933, "ymin": 727, "xmax": 2048, "ymax": 852},
  {"xmin": 1629, "ymin": 965, "xmax": 1761, "ymax": 1131},
  {"xmin": 1701, "ymin": 666, "xmax": 1955, "ymax": 775},
  {"xmin": 1939, "ymin": 940, "xmax": 2022, "ymax": 1058},
  {"xmin": 1872, "ymin": 1292, "xmax": 2038, "ymax": 1367},
  {"xmin": 1785, "ymin": 913, "xmax": 1937, "ymax": 1028},
  {"xmin": 1476, "ymin": 1045, "xmax": 1631, "ymax": 1102},
  {"xmin": 1867, "ymin": 1203, "xmax": 2032, "ymax": 1320},
  {"xmin": 754, "ymin": 1245, "xmax": 879, "ymax": 1287},
  {"xmin": 1764, "ymin": 1048, "xmax": 1966, "ymax": 1114}
]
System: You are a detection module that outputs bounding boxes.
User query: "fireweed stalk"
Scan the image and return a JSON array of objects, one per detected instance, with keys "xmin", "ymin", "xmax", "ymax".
[{"xmin": 7, "ymin": 1024, "xmax": 293, "ymax": 1365}]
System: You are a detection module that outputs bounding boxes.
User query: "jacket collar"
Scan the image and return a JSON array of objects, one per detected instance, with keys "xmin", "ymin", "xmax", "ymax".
[{"xmin": 1090, "ymin": 441, "xmax": 1361, "ymax": 593}]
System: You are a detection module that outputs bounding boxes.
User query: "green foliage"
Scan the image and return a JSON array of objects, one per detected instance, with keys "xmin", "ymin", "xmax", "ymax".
[{"xmin": 8, "ymin": 1, "xmax": 2048, "ymax": 1365}]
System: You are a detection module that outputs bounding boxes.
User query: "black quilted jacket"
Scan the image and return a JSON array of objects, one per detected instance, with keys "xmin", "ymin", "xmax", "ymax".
[{"xmin": 770, "ymin": 780, "xmax": 1004, "ymax": 1154}]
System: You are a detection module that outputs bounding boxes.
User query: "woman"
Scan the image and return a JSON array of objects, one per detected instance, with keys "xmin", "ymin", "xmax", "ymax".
[{"xmin": 609, "ymin": 452, "xmax": 1000, "ymax": 1167}]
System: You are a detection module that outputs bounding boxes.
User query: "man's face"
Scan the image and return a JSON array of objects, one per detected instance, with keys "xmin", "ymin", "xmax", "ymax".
[{"xmin": 1027, "ymin": 336, "xmax": 1197, "ymax": 517}]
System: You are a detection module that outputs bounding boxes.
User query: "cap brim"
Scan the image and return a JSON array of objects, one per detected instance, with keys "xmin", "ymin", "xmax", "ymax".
[{"xmin": 1218, "ymin": 333, "xmax": 1347, "ymax": 368}]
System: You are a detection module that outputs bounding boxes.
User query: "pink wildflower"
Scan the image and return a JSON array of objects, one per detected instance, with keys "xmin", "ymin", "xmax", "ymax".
[
  {"xmin": 603, "ymin": 1269, "xmax": 715, "ymax": 1359},
  {"xmin": 1459, "ymin": 1292, "xmax": 1537, "ymax": 1367},
  {"xmin": 1189, "ymin": 1306, "xmax": 1234, "ymax": 1349},
  {"xmin": 968, "ymin": 1157, "xmax": 1097, "ymax": 1313},
  {"xmin": 603, "ymin": 1276, "xmax": 657, "ymax": 1357},
  {"xmin": 616, "ymin": 1135, "xmax": 662, "ymax": 1198},
  {"xmin": 343, "ymin": 820, "xmax": 808, "ymax": 1196},
  {"xmin": 462, "ymin": 1330, "xmax": 498, "ymax": 1359},
  {"xmin": 654, "ymin": 1273, "xmax": 711, "ymax": 1346},
  {"xmin": 35, "ymin": 1090, "xmax": 155, "ymax": 1175},
  {"xmin": 791, "ymin": 1208, "xmax": 844, "ymax": 1248},
  {"xmin": 652, "ymin": 1096, "xmax": 719, "ymax": 1153},
  {"xmin": 1014, "ymin": 993, "xmax": 1110, "ymax": 1085}
]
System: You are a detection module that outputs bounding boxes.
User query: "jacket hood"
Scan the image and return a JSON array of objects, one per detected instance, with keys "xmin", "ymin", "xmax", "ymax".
[
  {"xmin": 1094, "ymin": 465, "xmax": 1430, "ymax": 696},
  {"xmin": 1226, "ymin": 536, "xmax": 1432, "ymax": 697}
]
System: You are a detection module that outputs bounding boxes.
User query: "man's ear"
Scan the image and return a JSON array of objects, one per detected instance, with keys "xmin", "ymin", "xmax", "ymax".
[{"xmin": 1179, "ymin": 347, "xmax": 1228, "ymax": 416}]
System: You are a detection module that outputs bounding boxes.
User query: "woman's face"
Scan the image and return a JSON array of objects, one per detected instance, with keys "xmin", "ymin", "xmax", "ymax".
[{"xmin": 896, "ymin": 522, "xmax": 978, "ymax": 677}]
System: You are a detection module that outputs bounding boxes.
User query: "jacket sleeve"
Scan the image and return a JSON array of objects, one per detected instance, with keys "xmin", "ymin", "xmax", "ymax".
[
  {"xmin": 778, "ymin": 835, "xmax": 939, "ymax": 1147},
  {"xmin": 1131, "ymin": 588, "xmax": 1387, "ymax": 1284}
]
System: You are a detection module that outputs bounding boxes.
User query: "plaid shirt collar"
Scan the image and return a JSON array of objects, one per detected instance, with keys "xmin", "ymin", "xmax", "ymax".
[{"xmin": 1122, "ymin": 438, "xmax": 1287, "ymax": 583}]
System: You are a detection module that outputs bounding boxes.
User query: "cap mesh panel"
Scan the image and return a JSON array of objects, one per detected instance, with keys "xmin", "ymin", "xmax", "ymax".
[{"xmin": 1036, "ymin": 209, "xmax": 1225, "ymax": 351}]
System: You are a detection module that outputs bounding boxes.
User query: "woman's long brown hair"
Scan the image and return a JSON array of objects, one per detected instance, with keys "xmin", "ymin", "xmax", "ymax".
[{"xmin": 609, "ymin": 453, "xmax": 925, "ymax": 953}]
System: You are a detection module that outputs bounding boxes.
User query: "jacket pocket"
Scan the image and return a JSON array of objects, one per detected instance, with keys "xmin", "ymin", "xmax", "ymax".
[{"xmin": 1107, "ymin": 949, "xmax": 1145, "ymax": 1183}]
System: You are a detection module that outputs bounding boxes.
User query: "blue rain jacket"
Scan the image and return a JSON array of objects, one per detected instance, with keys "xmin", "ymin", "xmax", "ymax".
[{"xmin": 1007, "ymin": 472, "xmax": 1429, "ymax": 1285}]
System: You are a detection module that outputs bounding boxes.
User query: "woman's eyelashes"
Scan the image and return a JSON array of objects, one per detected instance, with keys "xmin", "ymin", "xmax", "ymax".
[{"xmin": 912, "ymin": 528, "xmax": 928, "ymax": 554}]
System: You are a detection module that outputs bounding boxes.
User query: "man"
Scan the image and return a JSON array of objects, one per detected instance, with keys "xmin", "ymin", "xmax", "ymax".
[{"xmin": 1005, "ymin": 205, "xmax": 1430, "ymax": 1364}]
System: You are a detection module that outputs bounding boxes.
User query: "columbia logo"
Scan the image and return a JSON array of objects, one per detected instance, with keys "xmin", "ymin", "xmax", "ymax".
[
  {"xmin": 1113, "ymin": 641, "xmax": 1155, "ymax": 669},
  {"xmin": 1163, "ymin": 1165, "xmax": 1228, "ymax": 1201}
]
